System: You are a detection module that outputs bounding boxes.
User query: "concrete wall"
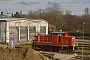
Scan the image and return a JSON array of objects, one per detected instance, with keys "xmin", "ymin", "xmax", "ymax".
[{"xmin": 4, "ymin": 19, "xmax": 48, "ymax": 43}]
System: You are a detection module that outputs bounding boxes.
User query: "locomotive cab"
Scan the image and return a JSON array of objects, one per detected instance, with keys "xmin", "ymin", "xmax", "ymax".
[
  {"xmin": 51, "ymin": 31, "xmax": 75, "ymax": 50},
  {"xmin": 51, "ymin": 32, "xmax": 65, "ymax": 45}
]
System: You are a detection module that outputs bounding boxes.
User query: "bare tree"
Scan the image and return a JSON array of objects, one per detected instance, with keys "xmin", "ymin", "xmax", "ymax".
[
  {"xmin": 65, "ymin": 10, "xmax": 72, "ymax": 15},
  {"xmin": 43, "ymin": 3, "xmax": 66, "ymax": 31},
  {"xmin": 84, "ymin": 7, "xmax": 89, "ymax": 16}
]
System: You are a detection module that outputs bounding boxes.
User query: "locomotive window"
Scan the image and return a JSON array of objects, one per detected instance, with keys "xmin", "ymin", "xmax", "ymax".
[
  {"xmin": 52, "ymin": 33, "xmax": 58, "ymax": 37},
  {"xmin": 58, "ymin": 35, "xmax": 61, "ymax": 42},
  {"xmin": 36, "ymin": 36, "xmax": 38, "ymax": 41}
]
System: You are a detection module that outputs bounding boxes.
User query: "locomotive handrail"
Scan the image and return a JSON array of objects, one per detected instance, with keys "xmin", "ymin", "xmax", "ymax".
[
  {"xmin": 40, "ymin": 36, "xmax": 51, "ymax": 43},
  {"xmin": 61, "ymin": 40, "xmax": 69, "ymax": 46}
]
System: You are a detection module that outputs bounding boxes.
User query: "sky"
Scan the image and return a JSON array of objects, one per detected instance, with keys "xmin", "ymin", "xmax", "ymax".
[{"xmin": 0, "ymin": 0, "xmax": 90, "ymax": 15}]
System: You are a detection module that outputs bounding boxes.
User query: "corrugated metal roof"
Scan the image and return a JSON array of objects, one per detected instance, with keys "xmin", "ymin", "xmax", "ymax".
[
  {"xmin": 0, "ymin": 18, "xmax": 48, "ymax": 23},
  {"xmin": 0, "ymin": 15, "xmax": 8, "ymax": 18},
  {"xmin": 0, "ymin": 18, "xmax": 26, "ymax": 21},
  {"xmin": 30, "ymin": 19, "xmax": 48, "ymax": 23},
  {"xmin": 51, "ymin": 32, "xmax": 65, "ymax": 34}
]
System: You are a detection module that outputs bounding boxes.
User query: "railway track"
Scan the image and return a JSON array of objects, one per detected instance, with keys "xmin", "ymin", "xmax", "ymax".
[
  {"xmin": 39, "ymin": 51, "xmax": 78, "ymax": 60},
  {"xmin": 37, "ymin": 39, "xmax": 90, "ymax": 60}
]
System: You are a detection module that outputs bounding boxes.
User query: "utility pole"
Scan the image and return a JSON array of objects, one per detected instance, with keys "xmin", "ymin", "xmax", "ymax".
[{"xmin": 82, "ymin": 22, "xmax": 85, "ymax": 60}]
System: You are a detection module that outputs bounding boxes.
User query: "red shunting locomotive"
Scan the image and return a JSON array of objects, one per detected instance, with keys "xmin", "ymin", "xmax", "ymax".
[{"xmin": 32, "ymin": 31, "xmax": 75, "ymax": 52}]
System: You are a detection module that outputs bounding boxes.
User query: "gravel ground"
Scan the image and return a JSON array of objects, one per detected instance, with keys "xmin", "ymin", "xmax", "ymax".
[
  {"xmin": 39, "ymin": 51, "xmax": 78, "ymax": 60},
  {"xmin": 0, "ymin": 44, "xmax": 7, "ymax": 48}
]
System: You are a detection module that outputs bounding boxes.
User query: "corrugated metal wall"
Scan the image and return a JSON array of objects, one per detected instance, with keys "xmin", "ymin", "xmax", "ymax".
[
  {"xmin": 0, "ymin": 22, "xmax": 6, "ymax": 42},
  {"xmin": 40, "ymin": 26, "xmax": 46, "ymax": 34},
  {"xmin": 29, "ymin": 26, "xmax": 36, "ymax": 40},
  {"xmin": 9, "ymin": 27, "xmax": 18, "ymax": 42},
  {"xmin": 20, "ymin": 27, "xmax": 28, "ymax": 42}
]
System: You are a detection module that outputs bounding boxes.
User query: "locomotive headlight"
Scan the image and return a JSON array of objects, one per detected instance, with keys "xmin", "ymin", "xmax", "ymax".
[{"xmin": 72, "ymin": 37, "xmax": 75, "ymax": 40}]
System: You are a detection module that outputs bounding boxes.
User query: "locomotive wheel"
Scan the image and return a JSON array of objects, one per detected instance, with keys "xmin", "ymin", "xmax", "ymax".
[
  {"xmin": 59, "ymin": 47, "xmax": 68, "ymax": 53},
  {"xmin": 59, "ymin": 49, "xmax": 62, "ymax": 53}
]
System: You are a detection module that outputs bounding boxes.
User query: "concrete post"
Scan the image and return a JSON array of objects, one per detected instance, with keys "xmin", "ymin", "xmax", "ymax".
[
  {"xmin": 36, "ymin": 23, "xmax": 38, "ymax": 35},
  {"xmin": 6, "ymin": 22, "xmax": 10, "ymax": 45},
  {"xmin": 38, "ymin": 23, "xmax": 40, "ymax": 34},
  {"xmin": 27, "ymin": 26, "xmax": 29, "ymax": 41},
  {"xmin": 46, "ymin": 23, "xmax": 48, "ymax": 35},
  {"xmin": 18, "ymin": 26, "xmax": 20, "ymax": 42}
]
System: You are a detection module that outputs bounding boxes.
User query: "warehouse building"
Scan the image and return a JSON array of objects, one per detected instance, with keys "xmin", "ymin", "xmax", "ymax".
[{"xmin": 0, "ymin": 18, "xmax": 48, "ymax": 43}]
